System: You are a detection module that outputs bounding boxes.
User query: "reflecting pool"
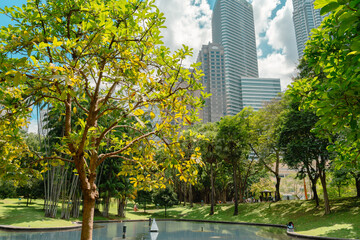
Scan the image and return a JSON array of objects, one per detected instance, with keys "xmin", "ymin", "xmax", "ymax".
[{"xmin": 0, "ymin": 220, "xmax": 296, "ymax": 240}]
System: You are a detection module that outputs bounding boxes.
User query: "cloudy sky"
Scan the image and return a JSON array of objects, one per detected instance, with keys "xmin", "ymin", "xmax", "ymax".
[{"xmin": 1, "ymin": 0, "xmax": 299, "ymax": 133}]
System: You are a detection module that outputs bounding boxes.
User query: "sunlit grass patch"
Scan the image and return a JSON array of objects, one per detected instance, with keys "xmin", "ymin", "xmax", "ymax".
[{"xmin": 298, "ymin": 224, "xmax": 353, "ymax": 237}]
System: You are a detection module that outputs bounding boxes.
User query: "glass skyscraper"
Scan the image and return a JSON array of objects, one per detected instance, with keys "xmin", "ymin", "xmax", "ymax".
[
  {"xmin": 212, "ymin": 0, "xmax": 258, "ymax": 116},
  {"xmin": 292, "ymin": 0, "xmax": 327, "ymax": 58}
]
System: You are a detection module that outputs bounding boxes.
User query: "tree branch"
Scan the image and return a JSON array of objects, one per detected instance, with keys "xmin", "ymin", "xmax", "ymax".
[{"xmin": 97, "ymin": 130, "xmax": 157, "ymax": 166}]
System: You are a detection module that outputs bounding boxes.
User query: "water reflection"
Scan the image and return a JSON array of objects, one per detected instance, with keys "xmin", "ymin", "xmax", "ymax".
[{"xmin": 0, "ymin": 221, "xmax": 296, "ymax": 240}]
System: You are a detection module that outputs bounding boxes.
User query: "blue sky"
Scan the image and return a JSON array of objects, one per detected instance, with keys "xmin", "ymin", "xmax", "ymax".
[
  {"xmin": 1, "ymin": 0, "xmax": 298, "ymax": 132},
  {"xmin": 0, "ymin": 1, "xmax": 27, "ymax": 24}
]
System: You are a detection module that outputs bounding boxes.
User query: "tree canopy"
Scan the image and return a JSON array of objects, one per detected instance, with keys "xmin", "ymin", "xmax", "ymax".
[
  {"xmin": 0, "ymin": 0, "xmax": 205, "ymax": 239},
  {"xmin": 288, "ymin": 0, "xmax": 360, "ymax": 167}
]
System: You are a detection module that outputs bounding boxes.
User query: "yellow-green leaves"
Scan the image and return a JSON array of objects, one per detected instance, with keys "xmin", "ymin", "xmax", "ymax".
[
  {"xmin": 133, "ymin": 108, "xmax": 144, "ymax": 116},
  {"xmin": 52, "ymin": 37, "xmax": 62, "ymax": 47},
  {"xmin": 314, "ymin": 0, "xmax": 336, "ymax": 9},
  {"xmin": 5, "ymin": 70, "xmax": 17, "ymax": 75}
]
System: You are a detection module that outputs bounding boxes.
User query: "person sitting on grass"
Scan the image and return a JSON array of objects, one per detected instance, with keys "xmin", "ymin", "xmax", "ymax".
[{"xmin": 287, "ymin": 222, "xmax": 294, "ymax": 232}]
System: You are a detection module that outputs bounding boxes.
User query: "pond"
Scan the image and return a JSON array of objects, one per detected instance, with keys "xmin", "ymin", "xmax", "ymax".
[{"xmin": 0, "ymin": 220, "xmax": 296, "ymax": 240}]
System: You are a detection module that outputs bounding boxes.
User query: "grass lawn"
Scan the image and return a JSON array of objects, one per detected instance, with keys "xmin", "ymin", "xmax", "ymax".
[
  {"xmin": 1, "ymin": 197, "xmax": 359, "ymax": 239},
  {"xmin": 0, "ymin": 198, "xmax": 76, "ymax": 227}
]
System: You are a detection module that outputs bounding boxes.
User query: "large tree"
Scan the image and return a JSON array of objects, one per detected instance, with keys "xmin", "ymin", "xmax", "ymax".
[
  {"xmin": 194, "ymin": 122, "xmax": 219, "ymax": 215},
  {"xmin": 288, "ymin": 0, "xmax": 360, "ymax": 196},
  {"xmin": 216, "ymin": 109, "xmax": 252, "ymax": 215},
  {"xmin": 279, "ymin": 102, "xmax": 332, "ymax": 214},
  {"xmin": 249, "ymin": 97, "xmax": 287, "ymax": 202},
  {"xmin": 0, "ymin": 0, "xmax": 204, "ymax": 239}
]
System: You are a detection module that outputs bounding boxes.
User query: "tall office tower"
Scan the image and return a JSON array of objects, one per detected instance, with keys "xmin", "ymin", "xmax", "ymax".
[
  {"xmin": 292, "ymin": 0, "xmax": 327, "ymax": 59},
  {"xmin": 240, "ymin": 77, "xmax": 281, "ymax": 111},
  {"xmin": 197, "ymin": 43, "xmax": 226, "ymax": 123},
  {"xmin": 212, "ymin": 0, "xmax": 258, "ymax": 116}
]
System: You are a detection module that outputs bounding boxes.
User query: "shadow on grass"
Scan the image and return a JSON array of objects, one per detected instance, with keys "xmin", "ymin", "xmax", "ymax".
[
  {"xmin": 150, "ymin": 209, "xmax": 184, "ymax": 219},
  {"xmin": 0, "ymin": 203, "xmax": 46, "ymax": 226}
]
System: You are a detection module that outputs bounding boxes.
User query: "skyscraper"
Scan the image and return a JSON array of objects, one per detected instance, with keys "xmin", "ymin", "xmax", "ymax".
[
  {"xmin": 212, "ymin": 0, "xmax": 258, "ymax": 116},
  {"xmin": 197, "ymin": 43, "xmax": 226, "ymax": 123},
  {"xmin": 292, "ymin": 0, "xmax": 327, "ymax": 58}
]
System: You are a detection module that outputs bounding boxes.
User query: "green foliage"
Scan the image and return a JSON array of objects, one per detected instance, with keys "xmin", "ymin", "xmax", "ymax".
[
  {"xmin": 135, "ymin": 190, "xmax": 152, "ymax": 211},
  {"xmin": 0, "ymin": 181, "xmax": 17, "ymax": 199},
  {"xmin": 250, "ymin": 178, "xmax": 275, "ymax": 199},
  {"xmin": 279, "ymin": 101, "xmax": 332, "ymax": 174},
  {"xmin": 216, "ymin": 109, "xmax": 252, "ymax": 161},
  {"xmin": 152, "ymin": 187, "xmax": 178, "ymax": 207},
  {"xmin": 328, "ymin": 167, "xmax": 354, "ymax": 198},
  {"xmin": 152, "ymin": 187, "xmax": 178, "ymax": 217},
  {"xmin": 288, "ymin": 0, "xmax": 360, "ymax": 197},
  {"xmin": 16, "ymin": 178, "xmax": 44, "ymax": 201}
]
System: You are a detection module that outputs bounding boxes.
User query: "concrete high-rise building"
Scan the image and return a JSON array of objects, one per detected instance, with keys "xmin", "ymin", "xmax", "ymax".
[
  {"xmin": 292, "ymin": 0, "xmax": 328, "ymax": 59},
  {"xmin": 240, "ymin": 77, "xmax": 281, "ymax": 111},
  {"xmin": 197, "ymin": 43, "xmax": 226, "ymax": 123},
  {"xmin": 212, "ymin": 0, "xmax": 258, "ymax": 116}
]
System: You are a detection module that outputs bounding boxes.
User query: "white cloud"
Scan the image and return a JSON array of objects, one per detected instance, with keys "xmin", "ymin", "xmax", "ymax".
[
  {"xmin": 252, "ymin": 0, "xmax": 280, "ymax": 41},
  {"xmin": 258, "ymin": 53, "xmax": 296, "ymax": 90},
  {"xmin": 255, "ymin": 0, "xmax": 298, "ymax": 90},
  {"xmin": 155, "ymin": 0, "xmax": 212, "ymax": 67},
  {"xmin": 266, "ymin": 0, "xmax": 298, "ymax": 61}
]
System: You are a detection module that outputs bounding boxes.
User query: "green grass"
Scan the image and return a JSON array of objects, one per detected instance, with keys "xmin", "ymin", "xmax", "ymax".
[
  {"xmin": 0, "ymin": 199, "xmax": 77, "ymax": 227},
  {"xmin": 1, "ymin": 197, "xmax": 359, "ymax": 239}
]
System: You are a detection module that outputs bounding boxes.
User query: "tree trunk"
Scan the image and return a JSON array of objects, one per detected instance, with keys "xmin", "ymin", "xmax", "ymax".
[
  {"xmin": 239, "ymin": 182, "xmax": 244, "ymax": 203},
  {"xmin": 189, "ymin": 183, "xmax": 193, "ymax": 208},
  {"xmin": 117, "ymin": 197, "xmax": 126, "ymax": 218},
  {"xmin": 310, "ymin": 179, "xmax": 320, "ymax": 207},
  {"xmin": 210, "ymin": 164, "xmax": 215, "ymax": 215},
  {"xmin": 81, "ymin": 191, "xmax": 96, "ymax": 240},
  {"xmin": 183, "ymin": 183, "xmax": 187, "ymax": 207},
  {"xmin": 354, "ymin": 174, "xmax": 360, "ymax": 198},
  {"xmin": 275, "ymin": 175, "xmax": 281, "ymax": 201},
  {"xmin": 221, "ymin": 190, "xmax": 226, "ymax": 203},
  {"xmin": 232, "ymin": 160, "xmax": 238, "ymax": 216},
  {"xmin": 102, "ymin": 195, "xmax": 110, "ymax": 217},
  {"xmin": 319, "ymin": 170, "xmax": 331, "ymax": 215},
  {"xmin": 306, "ymin": 166, "xmax": 319, "ymax": 207}
]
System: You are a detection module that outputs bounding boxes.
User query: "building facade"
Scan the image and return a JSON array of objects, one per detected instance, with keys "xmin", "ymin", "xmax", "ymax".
[
  {"xmin": 212, "ymin": 0, "xmax": 258, "ymax": 116},
  {"xmin": 240, "ymin": 77, "xmax": 281, "ymax": 111},
  {"xmin": 292, "ymin": 0, "xmax": 327, "ymax": 59}
]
